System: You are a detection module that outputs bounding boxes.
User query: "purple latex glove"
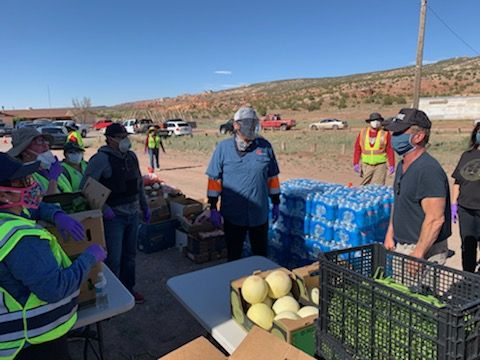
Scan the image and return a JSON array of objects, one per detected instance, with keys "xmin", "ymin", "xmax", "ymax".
[
  {"xmin": 210, "ymin": 209, "xmax": 222, "ymax": 228},
  {"xmin": 272, "ymin": 204, "xmax": 280, "ymax": 223},
  {"xmin": 102, "ymin": 207, "xmax": 116, "ymax": 221},
  {"xmin": 143, "ymin": 207, "xmax": 151, "ymax": 224},
  {"xmin": 451, "ymin": 204, "xmax": 458, "ymax": 224},
  {"xmin": 54, "ymin": 212, "xmax": 85, "ymax": 241},
  {"xmin": 388, "ymin": 165, "xmax": 395, "ymax": 175},
  {"xmin": 353, "ymin": 164, "xmax": 361, "ymax": 174},
  {"xmin": 85, "ymin": 244, "xmax": 107, "ymax": 263},
  {"xmin": 48, "ymin": 158, "xmax": 63, "ymax": 181}
]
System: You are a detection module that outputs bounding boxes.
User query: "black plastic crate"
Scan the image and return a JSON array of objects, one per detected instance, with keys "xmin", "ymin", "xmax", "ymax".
[
  {"xmin": 317, "ymin": 244, "xmax": 480, "ymax": 360},
  {"xmin": 137, "ymin": 218, "xmax": 179, "ymax": 253}
]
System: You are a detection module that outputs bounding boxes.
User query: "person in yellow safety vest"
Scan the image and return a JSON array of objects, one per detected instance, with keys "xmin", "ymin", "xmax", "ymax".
[
  {"xmin": 0, "ymin": 152, "xmax": 106, "ymax": 360},
  {"xmin": 7, "ymin": 128, "xmax": 73, "ymax": 195},
  {"xmin": 144, "ymin": 126, "xmax": 165, "ymax": 171},
  {"xmin": 353, "ymin": 112, "xmax": 395, "ymax": 185},
  {"xmin": 65, "ymin": 125, "xmax": 84, "ymax": 149},
  {"xmin": 61, "ymin": 142, "xmax": 88, "ymax": 192}
]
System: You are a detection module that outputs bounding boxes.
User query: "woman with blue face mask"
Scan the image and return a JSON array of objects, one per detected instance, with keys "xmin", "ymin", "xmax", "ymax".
[
  {"xmin": 451, "ymin": 123, "xmax": 480, "ymax": 272},
  {"xmin": 61, "ymin": 142, "xmax": 88, "ymax": 192}
]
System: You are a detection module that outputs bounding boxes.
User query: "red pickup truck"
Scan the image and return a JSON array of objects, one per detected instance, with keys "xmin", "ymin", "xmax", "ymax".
[{"xmin": 261, "ymin": 114, "xmax": 296, "ymax": 131}]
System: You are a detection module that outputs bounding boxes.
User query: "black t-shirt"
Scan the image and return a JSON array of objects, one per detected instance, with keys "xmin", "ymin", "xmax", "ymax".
[
  {"xmin": 452, "ymin": 149, "xmax": 480, "ymax": 210},
  {"xmin": 393, "ymin": 152, "xmax": 451, "ymax": 245}
]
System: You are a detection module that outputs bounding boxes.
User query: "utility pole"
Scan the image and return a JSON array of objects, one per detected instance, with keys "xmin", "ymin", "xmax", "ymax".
[{"xmin": 413, "ymin": 0, "xmax": 428, "ymax": 109}]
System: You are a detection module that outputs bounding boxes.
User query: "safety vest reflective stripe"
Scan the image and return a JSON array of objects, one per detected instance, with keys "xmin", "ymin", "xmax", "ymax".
[
  {"xmin": 359, "ymin": 128, "xmax": 387, "ymax": 165},
  {"xmin": 26, "ymin": 301, "xmax": 77, "ymax": 338},
  {"xmin": 61, "ymin": 161, "xmax": 87, "ymax": 192},
  {"xmin": 0, "ymin": 345, "xmax": 19, "ymax": 359},
  {"xmin": 268, "ymin": 176, "xmax": 281, "ymax": 195},
  {"xmin": 207, "ymin": 178, "xmax": 222, "ymax": 197},
  {"xmin": 33, "ymin": 172, "xmax": 73, "ymax": 193}
]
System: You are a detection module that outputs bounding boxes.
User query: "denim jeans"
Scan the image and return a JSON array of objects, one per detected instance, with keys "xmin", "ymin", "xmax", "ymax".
[
  {"xmin": 148, "ymin": 148, "xmax": 159, "ymax": 169},
  {"xmin": 103, "ymin": 212, "xmax": 139, "ymax": 292}
]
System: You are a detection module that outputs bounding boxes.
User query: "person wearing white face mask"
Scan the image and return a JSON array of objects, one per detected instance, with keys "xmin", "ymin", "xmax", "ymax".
[
  {"xmin": 61, "ymin": 142, "xmax": 88, "ymax": 192},
  {"xmin": 8, "ymin": 128, "xmax": 73, "ymax": 195},
  {"xmin": 80, "ymin": 123, "xmax": 149, "ymax": 304},
  {"xmin": 353, "ymin": 112, "xmax": 395, "ymax": 185}
]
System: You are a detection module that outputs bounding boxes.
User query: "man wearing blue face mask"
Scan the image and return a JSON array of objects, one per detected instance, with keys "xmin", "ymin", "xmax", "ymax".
[
  {"xmin": 81, "ymin": 123, "xmax": 149, "ymax": 304},
  {"xmin": 206, "ymin": 105, "xmax": 281, "ymax": 261},
  {"xmin": 383, "ymin": 108, "xmax": 451, "ymax": 266}
]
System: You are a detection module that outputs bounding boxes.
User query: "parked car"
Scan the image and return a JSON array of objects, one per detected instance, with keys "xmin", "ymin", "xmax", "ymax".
[
  {"xmin": 0, "ymin": 123, "xmax": 14, "ymax": 137},
  {"xmin": 122, "ymin": 118, "xmax": 154, "ymax": 134},
  {"xmin": 93, "ymin": 119, "xmax": 113, "ymax": 131},
  {"xmin": 219, "ymin": 119, "xmax": 234, "ymax": 135},
  {"xmin": 261, "ymin": 114, "xmax": 296, "ymax": 131},
  {"xmin": 52, "ymin": 120, "xmax": 90, "ymax": 137},
  {"xmin": 165, "ymin": 120, "xmax": 192, "ymax": 136},
  {"xmin": 37, "ymin": 126, "xmax": 68, "ymax": 148},
  {"xmin": 309, "ymin": 118, "xmax": 348, "ymax": 131}
]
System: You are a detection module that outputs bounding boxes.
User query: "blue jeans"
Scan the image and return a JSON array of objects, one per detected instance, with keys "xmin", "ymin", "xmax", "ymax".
[
  {"xmin": 103, "ymin": 212, "xmax": 139, "ymax": 292},
  {"xmin": 148, "ymin": 148, "xmax": 159, "ymax": 169}
]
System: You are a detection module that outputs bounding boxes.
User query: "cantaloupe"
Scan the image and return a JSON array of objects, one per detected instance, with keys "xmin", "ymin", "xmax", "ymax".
[
  {"xmin": 310, "ymin": 287, "xmax": 319, "ymax": 306},
  {"xmin": 274, "ymin": 311, "xmax": 300, "ymax": 321},
  {"xmin": 241, "ymin": 275, "xmax": 268, "ymax": 304},
  {"xmin": 297, "ymin": 306, "xmax": 318, "ymax": 318},
  {"xmin": 272, "ymin": 296, "xmax": 300, "ymax": 315},
  {"xmin": 265, "ymin": 270, "xmax": 292, "ymax": 299},
  {"xmin": 247, "ymin": 303, "xmax": 274, "ymax": 330}
]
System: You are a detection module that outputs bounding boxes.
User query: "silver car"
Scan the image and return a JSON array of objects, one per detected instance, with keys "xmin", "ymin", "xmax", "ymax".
[{"xmin": 309, "ymin": 118, "xmax": 348, "ymax": 131}]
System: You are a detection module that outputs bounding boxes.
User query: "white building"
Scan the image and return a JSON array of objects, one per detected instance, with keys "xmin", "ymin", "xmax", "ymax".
[{"xmin": 419, "ymin": 96, "xmax": 480, "ymax": 120}]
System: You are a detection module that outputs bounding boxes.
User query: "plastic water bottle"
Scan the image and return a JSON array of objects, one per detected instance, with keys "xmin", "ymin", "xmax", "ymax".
[{"xmin": 95, "ymin": 272, "xmax": 108, "ymax": 310}]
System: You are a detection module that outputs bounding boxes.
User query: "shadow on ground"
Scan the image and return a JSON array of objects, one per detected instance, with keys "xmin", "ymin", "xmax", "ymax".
[{"xmin": 70, "ymin": 248, "xmax": 226, "ymax": 360}]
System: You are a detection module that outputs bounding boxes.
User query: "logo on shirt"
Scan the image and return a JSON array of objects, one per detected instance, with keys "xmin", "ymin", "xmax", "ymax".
[{"xmin": 256, "ymin": 149, "xmax": 265, "ymax": 155}]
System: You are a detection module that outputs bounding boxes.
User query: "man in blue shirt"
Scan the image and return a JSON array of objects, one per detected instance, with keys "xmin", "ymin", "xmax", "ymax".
[{"xmin": 206, "ymin": 106, "xmax": 281, "ymax": 261}]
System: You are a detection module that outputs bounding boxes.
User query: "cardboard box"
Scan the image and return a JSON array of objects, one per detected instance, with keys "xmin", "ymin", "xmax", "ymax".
[
  {"xmin": 78, "ymin": 262, "xmax": 102, "ymax": 305},
  {"xmin": 168, "ymin": 197, "xmax": 203, "ymax": 218},
  {"xmin": 177, "ymin": 215, "xmax": 215, "ymax": 234},
  {"xmin": 146, "ymin": 195, "xmax": 171, "ymax": 224},
  {"xmin": 158, "ymin": 326, "xmax": 315, "ymax": 360},
  {"xmin": 292, "ymin": 262, "xmax": 319, "ymax": 305},
  {"xmin": 138, "ymin": 218, "xmax": 179, "ymax": 253},
  {"xmin": 230, "ymin": 268, "xmax": 317, "ymax": 356}
]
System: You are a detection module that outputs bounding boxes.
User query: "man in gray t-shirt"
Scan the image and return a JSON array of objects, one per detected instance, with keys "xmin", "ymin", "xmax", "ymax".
[{"xmin": 384, "ymin": 108, "xmax": 451, "ymax": 265}]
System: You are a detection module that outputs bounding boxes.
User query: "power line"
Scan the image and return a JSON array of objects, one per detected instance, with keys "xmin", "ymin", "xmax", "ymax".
[{"xmin": 427, "ymin": 4, "xmax": 480, "ymax": 56}]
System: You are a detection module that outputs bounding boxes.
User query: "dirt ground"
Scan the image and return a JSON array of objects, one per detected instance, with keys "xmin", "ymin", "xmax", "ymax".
[{"xmin": 0, "ymin": 129, "xmax": 464, "ymax": 359}]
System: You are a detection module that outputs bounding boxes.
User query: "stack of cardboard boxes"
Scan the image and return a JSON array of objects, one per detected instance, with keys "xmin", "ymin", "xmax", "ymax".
[{"xmin": 42, "ymin": 178, "xmax": 110, "ymax": 305}]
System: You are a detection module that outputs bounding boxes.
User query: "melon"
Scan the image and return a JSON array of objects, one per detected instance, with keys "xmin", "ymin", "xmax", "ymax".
[
  {"xmin": 297, "ymin": 306, "xmax": 319, "ymax": 318},
  {"xmin": 241, "ymin": 275, "xmax": 268, "ymax": 304},
  {"xmin": 247, "ymin": 303, "xmax": 274, "ymax": 330},
  {"xmin": 262, "ymin": 296, "xmax": 273, "ymax": 308},
  {"xmin": 311, "ymin": 287, "xmax": 319, "ymax": 306},
  {"xmin": 272, "ymin": 296, "xmax": 300, "ymax": 315},
  {"xmin": 265, "ymin": 270, "xmax": 292, "ymax": 299},
  {"xmin": 274, "ymin": 311, "xmax": 300, "ymax": 321}
]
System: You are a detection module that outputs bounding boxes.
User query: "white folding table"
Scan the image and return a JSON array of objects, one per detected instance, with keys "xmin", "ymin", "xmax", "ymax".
[
  {"xmin": 71, "ymin": 264, "xmax": 135, "ymax": 359},
  {"xmin": 166, "ymin": 256, "xmax": 279, "ymax": 354}
]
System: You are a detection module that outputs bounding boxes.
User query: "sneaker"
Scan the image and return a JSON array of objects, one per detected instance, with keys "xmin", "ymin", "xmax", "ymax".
[{"xmin": 133, "ymin": 291, "xmax": 145, "ymax": 304}]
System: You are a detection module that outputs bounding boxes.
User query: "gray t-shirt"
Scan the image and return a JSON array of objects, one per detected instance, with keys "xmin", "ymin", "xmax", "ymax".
[{"xmin": 393, "ymin": 152, "xmax": 451, "ymax": 245}]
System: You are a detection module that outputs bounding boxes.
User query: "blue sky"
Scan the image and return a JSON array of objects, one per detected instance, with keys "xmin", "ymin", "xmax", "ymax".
[{"xmin": 1, "ymin": 0, "xmax": 479, "ymax": 109}]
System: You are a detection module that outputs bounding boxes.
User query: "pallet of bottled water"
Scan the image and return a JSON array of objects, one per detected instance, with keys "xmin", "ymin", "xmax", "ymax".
[{"xmin": 265, "ymin": 179, "xmax": 394, "ymax": 268}]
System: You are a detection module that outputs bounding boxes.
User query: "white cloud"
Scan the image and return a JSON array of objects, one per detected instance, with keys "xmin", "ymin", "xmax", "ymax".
[{"xmin": 214, "ymin": 70, "xmax": 232, "ymax": 75}]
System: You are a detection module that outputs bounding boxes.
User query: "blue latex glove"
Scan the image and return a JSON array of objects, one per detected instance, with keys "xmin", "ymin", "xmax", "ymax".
[
  {"xmin": 54, "ymin": 212, "xmax": 85, "ymax": 241},
  {"xmin": 388, "ymin": 165, "xmax": 395, "ymax": 175},
  {"xmin": 85, "ymin": 244, "xmax": 107, "ymax": 263},
  {"xmin": 272, "ymin": 204, "xmax": 280, "ymax": 223},
  {"xmin": 210, "ymin": 209, "xmax": 222, "ymax": 228},
  {"xmin": 451, "ymin": 203, "xmax": 458, "ymax": 224},
  {"xmin": 353, "ymin": 164, "xmax": 361, "ymax": 174},
  {"xmin": 48, "ymin": 159, "xmax": 63, "ymax": 181},
  {"xmin": 103, "ymin": 207, "xmax": 116, "ymax": 221},
  {"xmin": 143, "ymin": 207, "xmax": 151, "ymax": 224}
]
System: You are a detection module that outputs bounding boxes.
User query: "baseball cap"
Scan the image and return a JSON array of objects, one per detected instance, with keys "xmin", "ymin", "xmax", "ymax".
[
  {"xmin": 234, "ymin": 106, "xmax": 258, "ymax": 122},
  {"xmin": 366, "ymin": 112, "xmax": 384, "ymax": 122},
  {"xmin": 383, "ymin": 108, "xmax": 432, "ymax": 133},
  {"xmin": 7, "ymin": 128, "xmax": 54, "ymax": 158},
  {"xmin": 64, "ymin": 142, "xmax": 85, "ymax": 153},
  {"xmin": 0, "ymin": 153, "xmax": 40, "ymax": 183},
  {"xmin": 105, "ymin": 123, "xmax": 128, "ymax": 137}
]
